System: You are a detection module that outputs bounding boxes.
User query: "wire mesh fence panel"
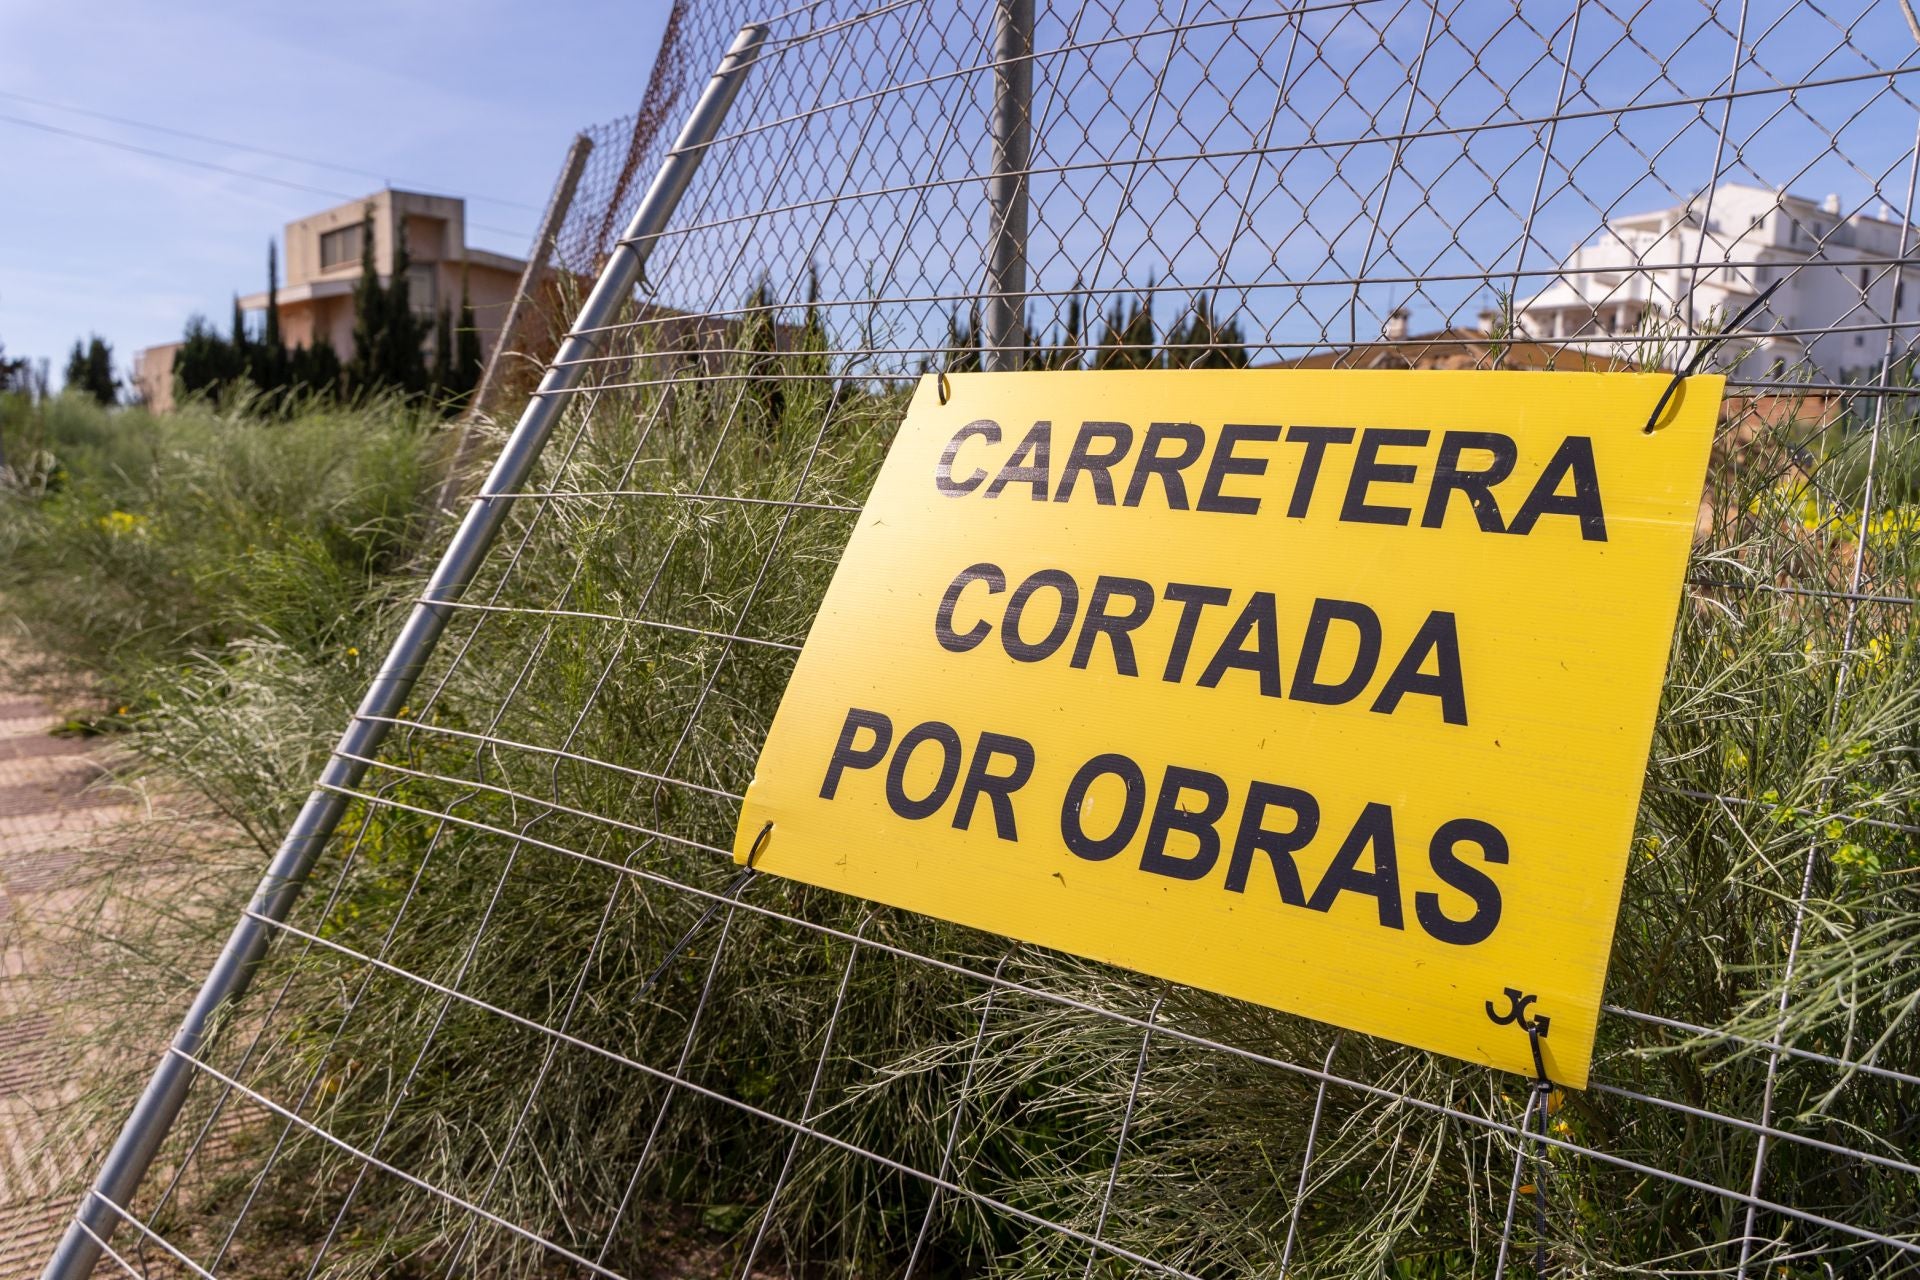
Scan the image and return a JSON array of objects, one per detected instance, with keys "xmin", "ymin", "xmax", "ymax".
[{"xmin": 60, "ymin": 1, "xmax": 1920, "ymax": 1277}]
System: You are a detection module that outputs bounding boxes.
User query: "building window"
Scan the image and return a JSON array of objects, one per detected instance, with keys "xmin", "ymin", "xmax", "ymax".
[
  {"xmin": 1860, "ymin": 266, "xmax": 1871, "ymax": 292},
  {"xmin": 407, "ymin": 263, "xmax": 437, "ymax": 312},
  {"xmin": 319, "ymin": 224, "xmax": 363, "ymax": 270}
]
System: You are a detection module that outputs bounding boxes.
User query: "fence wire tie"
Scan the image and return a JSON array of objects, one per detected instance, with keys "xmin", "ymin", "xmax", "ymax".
[
  {"xmin": 636, "ymin": 821, "xmax": 771, "ymax": 991},
  {"xmin": 937, "ymin": 370, "xmax": 952, "ymax": 404},
  {"xmin": 1642, "ymin": 276, "xmax": 1787, "ymax": 434}
]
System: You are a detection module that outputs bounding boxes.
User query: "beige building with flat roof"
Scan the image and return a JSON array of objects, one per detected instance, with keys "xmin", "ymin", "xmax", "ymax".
[
  {"xmin": 242, "ymin": 188, "xmax": 525, "ymax": 356},
  {"xmin": 135, "ymin": 189, "xmax": 527, "ymax": 412}
]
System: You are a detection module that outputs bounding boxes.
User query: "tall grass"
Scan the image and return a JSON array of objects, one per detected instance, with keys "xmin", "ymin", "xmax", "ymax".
[{"xmin": 3, "ymin": 358, "xmax": 1916, "ymax": 1277}]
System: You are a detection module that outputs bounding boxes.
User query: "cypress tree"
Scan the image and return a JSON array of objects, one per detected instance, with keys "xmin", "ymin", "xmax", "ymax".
[
  {"xmin": 1094, "ymin": 298, "xmax": 1121, "ymax": 370},
  {"xmin": 740, "ymin": 276, "xmax": 785, "ymax": 426},
  {"xmin": 67, "ymin": 335, "xmax": 116, "ymax": 405},
  {"xmin": 174, "ymin": 316, "xmax": 227, "ymax": 399},
  {"xmin": 1049, "ymin": 282, "xmax": 1085, "ymax": 371},
  {"xmin": 381, "ymin": 217, "xmax": 428, "ymax": 396},
  {"xmin": 1090, "ymin": 290, "xmax": 1160, "ymax": 371},
  {"xmin": 292, "ymin": 336, "xmax": 343, "ymax": 397},
  {"xmin": 1175, "ymin": 291, "xmax": 1250, "ymax": 369},
  {"xmin": 1097, "ymin": 295, "xmax": 1155, "ymax": 370},
  {"xmin": 0, "ymin": 338, "xmax": 27, "ymax": 394},
  {"xmin": 1171, "ymin": 293, "xmax": 1200, "ymax": 369},
  {"xmin": 258, "ymin": 241, "xmax": 287, "ymax": 393},
  {"xmin": 230, "ymin": 295, "xmax": 251, "ymax": 386},
  {"xmin": 349, "ymin": 206, "xmax": 384, "ymax": 394},
  {"xmin": 801, "ymin": 265, "xmax": 828, "ymax": 365},
  {"xmin": 1135, "ymin": 278, "xmax": 1162, "ymax": 369},
  {"xmin": 433, "ymin": 303, "xmax": 455, "ymax": 403},
  {"xmin": 455, "ymin": 275, "xmax": 482, "ymax": 404},
  {"xmin": 64, "ymin": 340, "xmax": 86, "ymax": 394}
]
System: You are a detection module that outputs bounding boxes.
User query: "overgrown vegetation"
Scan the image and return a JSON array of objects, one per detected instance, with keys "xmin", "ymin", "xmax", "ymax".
[
  {"xmin": 937, "ymin": 285, "xmax": 1251, "ymax": 372},
  {"xmin": 2, "ymin": 322, "xmax": 1916, "ymax": 1277},
  {"xmin": 62, "ymin": 334, "xmax": 119, "ymax": 406}
]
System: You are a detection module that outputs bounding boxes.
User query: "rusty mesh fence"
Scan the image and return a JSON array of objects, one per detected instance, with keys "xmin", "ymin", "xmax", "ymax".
[{"xmin": 58, "ymin": 1, "xmax": 1920, "ymax": 1277}]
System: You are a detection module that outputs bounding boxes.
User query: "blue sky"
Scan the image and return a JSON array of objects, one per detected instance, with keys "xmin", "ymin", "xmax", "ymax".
[
  {"xmin": 0, "ymin": 0, "xmax": 671, "ymax": 383},
  {"xmin": 590, "ymin": 0, "xmax": 1920, "ymax": 368},
  {"xmin": 7, "ymin": 0, "xmax": 1919, "ymax": 383}
]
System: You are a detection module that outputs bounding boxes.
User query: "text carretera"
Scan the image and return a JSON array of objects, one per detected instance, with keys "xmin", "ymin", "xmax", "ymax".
[{"xmin": 935, "ymin": 417, "xmax": 1607, "ymax": 538}]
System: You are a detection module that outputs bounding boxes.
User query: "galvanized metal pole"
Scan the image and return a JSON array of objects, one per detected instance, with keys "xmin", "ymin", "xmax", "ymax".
[
  {"xmin": 436, "ymin": 130, "xmax": 595, "ymax": 514},
  {"xmin": 40, "ymin": 24, "xmax": 769, "ymax": 1279},
  {"xmin": 982, "ymin": 0, "xmax": 1033, "ymax": 372}
]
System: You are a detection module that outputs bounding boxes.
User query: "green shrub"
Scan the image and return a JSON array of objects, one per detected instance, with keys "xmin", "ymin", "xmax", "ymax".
[{"xmin": 2, "ymin": 390, "xmax": 432, "ymax": 683}]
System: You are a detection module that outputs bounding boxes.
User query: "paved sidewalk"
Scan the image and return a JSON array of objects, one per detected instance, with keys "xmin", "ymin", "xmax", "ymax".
[{"xmin": 0, "ymin": 680, "xmax": 133, "ymax": 1277}]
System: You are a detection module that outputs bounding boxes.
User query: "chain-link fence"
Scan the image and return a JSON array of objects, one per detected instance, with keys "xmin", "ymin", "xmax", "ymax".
[{"xmin": 50, "ymin": 1, "xmax": 1920, "ymax": 1276}]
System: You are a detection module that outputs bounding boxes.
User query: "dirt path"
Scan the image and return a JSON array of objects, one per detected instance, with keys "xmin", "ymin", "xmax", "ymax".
[{"xmin": 0, "ymin": 672, "xmax": 137, "ymax": 1276}]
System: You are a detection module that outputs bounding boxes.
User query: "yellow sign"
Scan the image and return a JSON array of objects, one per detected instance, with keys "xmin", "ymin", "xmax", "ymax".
[{"xmin": 734, "ymin": 370, "xmax": 1719, "ymax": 1087}]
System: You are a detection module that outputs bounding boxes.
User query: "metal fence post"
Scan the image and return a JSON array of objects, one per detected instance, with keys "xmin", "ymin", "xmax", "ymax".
[
  {"xmin": 39, "ymin": 24, "xmax": 769, "ymax": 1279},
  {"xmin": 436, "ymin": 131, "xmax": 595, "ymax": 515},
  {"xmin": 983, "ymin": 0, "xmax": 1033, "ymax": 372}
]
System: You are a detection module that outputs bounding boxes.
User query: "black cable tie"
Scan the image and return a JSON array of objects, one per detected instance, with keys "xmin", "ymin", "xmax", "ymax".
[
  {"xmin": 937, "ymin": 370, "xmax": 952, "ymax": 405},
  {"xmin": 1526, "ymin": 1016, "xmax": 1553, "ymax": 1090},
  {"xmin": 1526, "ymin": 1017, "xmax": 1553, "ymax": 1276},
  {"xmin": 636, "ymin": 821, "xmax": 771, "ymax": 992},
  {"xmin": 1642, "ymin": 275, "xmax": 1786, "ymax": 434},
  {"xmin": 745, "ymin": 818, "xmax": 774, "ymax": 869}
]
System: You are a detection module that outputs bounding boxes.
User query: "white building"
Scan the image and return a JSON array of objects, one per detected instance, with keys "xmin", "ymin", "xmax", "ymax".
[{"xmin": 1518, "ymin": 182, "xmax": 1920, "ymax": 383}]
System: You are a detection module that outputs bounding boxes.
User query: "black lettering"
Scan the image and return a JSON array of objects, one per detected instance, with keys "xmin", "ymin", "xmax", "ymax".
[
  {"xmin": 1160, "ymin": 582, "xmax": 1233, "ymax": 682},
  {"xmin": 1291, "ymin": 597, "xmax": 1382, "ymax": 705},
  {"xmin": 819, "ymin": 707, "xmax": 892, "ymax": 800},
  {"xmin": 1197, "ymin": 591, "xmax": 1283, "ymax": 697},
  {"xmin": 936, "ymin": 419, "xmax": 1000, "ymax": 496},
  {"xmin": 985, "ymin": 420, "xmax": 1053, "ymax": 500},
  {"xmin": 1070, "ymin": 576, "xmax": 1155, "ymax": 676},
  {"xmin": 1508, "ymin": 436, "xmax": 1606, "ymax": 541},
  {"xmin": 1139, "ymin": 765, "xmax": 1229, "ymax": 881},
  {"xmin": 1284, "ymin": 426, "xmax": 1355, "ymax": 519},
  {"xmin": 1197, "ymin": 423, "xmax": 1282, "ymax": 515},
  {"xmin": 1061, "ymin": 753, "xmax": 1147, "ymax": 861},
  {"xmin": 952, "ymin": 731, "xmax": 1037, "ymax": 842},
  {"xmin": 1421, "ymin": 431, "xmax": 1515, "ymax": 532},
  {"xmin": 1340, "ymin": 428, "xmax": 1430, "ymax": 526},
  {"xmin": 1002, "ymin": 569, "xmax": 1080, "ymax": 662},
  {"xmin": 1306, "ymin": 801, "xmax": 1404, "ymax": 929},
  {"xmin": 885, "ymin": 720, "xmax": 963, "ymax": 820},
  {"xmin": 1055, "ymin": 421, "xmax": 1133, "ymax": 506},
  {"xmin": 935, "ymin": 563, "xmax": 1006, "ymax": 654},
  {"xmin": 1124, "ymin": 422, "xmax": 1205, "ymax": 509},
  {"xmin": 1224, "ymin": 781, "xmax": 1318, "ymax": 904},
  {"xmin": 1416, "ymin": 818, "xmax": 1508, "ymax": 945},
  {"xmin": 1370, "ymin": 611, "xmax": 1468, "ymax": 726}
]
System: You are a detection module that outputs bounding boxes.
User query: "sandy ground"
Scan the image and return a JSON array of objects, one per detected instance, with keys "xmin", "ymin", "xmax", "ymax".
[
  {"xmin": 0, "ymin": 670, "xmax": 133, "ymax": 1276},
  {"xmin": 0, "ymin": 649, "xmax": 784, "ymax": 1278}
]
